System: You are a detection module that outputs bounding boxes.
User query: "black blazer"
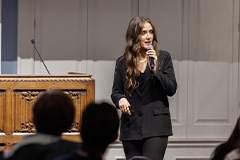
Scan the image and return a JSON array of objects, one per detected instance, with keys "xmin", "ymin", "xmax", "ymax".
[{"xmin": 111, "ymin": 50, "xmax": 177, "ymax": 141}]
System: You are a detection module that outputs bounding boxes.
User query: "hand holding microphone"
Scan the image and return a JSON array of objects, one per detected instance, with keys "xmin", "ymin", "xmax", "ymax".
[{"xmin": 147, "ymin": 45, "xmax": 157, "ymax": 70}]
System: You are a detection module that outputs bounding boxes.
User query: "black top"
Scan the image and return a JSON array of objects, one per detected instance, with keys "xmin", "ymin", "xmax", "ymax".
[{"xmin": 139, "ymin": 72, "xmax": 144, "ymax": 92}]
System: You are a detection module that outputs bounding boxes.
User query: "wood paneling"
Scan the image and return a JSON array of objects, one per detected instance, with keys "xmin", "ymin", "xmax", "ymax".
[
  {"xmin": 0, "ymin": 74, "xmax": 95, "ymax": 151},
  {"xmin": 0, "ymin": 91, "xmax": 5, "ymax": 133}
]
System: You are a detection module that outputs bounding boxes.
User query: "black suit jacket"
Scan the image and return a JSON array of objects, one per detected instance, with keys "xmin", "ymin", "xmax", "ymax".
[{"xmin": 111, "ymin": 50, "xmax": 177, "ymax": 141}]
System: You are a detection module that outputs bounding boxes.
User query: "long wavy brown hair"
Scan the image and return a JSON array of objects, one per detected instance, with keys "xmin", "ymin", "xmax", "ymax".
[{"xmin": 124, "ymin": 16, "xmax": 160, "ymax": 95}]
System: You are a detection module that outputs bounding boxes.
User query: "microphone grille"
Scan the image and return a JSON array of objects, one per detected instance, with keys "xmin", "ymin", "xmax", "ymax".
[{"xmin": 147, "ymin": 45, "xmax": 153, "ymax": 50}]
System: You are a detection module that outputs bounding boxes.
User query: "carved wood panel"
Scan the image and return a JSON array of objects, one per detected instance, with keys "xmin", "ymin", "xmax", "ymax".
[
  {"xmin": 0, "ymin": 144, "xmax": 5, "ymax": 152},
  {"xmin": 14, "ymin": 90, "xmax": 44, "ymax": 133},
  {"xmin": 13, "ymin": 90, "xmax": 89, "ymax": 133},
  {"xmin": 0, "ymin": 91, "xmax": 5, "ymax": 133},
  {"xmin": 64, "ymin": 90, "xmax": 87, "ymax": 132}
]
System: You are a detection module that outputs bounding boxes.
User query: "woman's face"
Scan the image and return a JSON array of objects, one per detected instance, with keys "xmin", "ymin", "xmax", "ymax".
[{"xmin": 139, "ymin": 22, "xmax": 154, "ymax": 50}]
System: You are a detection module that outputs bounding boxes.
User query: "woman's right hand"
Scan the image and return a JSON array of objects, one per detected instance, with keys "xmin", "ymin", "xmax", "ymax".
[{"xmin": 119, "ymin": 97, "xmax": 131, "ymax": 115}]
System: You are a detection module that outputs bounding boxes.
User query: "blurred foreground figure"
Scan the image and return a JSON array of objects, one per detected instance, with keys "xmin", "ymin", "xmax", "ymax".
[
  {"xmin": 212, "ymin": 117, "xmax": 240, "ymax": 160},
  {"xmin": 54, "ymin": 102, "xmax": 120, "ymax": 160}
]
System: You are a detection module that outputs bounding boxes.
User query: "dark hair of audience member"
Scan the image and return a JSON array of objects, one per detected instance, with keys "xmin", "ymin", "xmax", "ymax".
[
  {"xmin": 80, "ymin": 102, "xmax": 119, "ymax": 154},
  {"xmin": 33, "ymin": 90, "xmax": 75, "ymax": 136},
  {"xmin": 212, "ymin": 117, "xmax": 240, "ymax": 159}
]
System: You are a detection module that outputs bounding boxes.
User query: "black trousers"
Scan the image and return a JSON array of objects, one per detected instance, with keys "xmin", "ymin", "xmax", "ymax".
[{"xmin": 122, "ymin": 137, "xmax": 168, "ymax": 160}]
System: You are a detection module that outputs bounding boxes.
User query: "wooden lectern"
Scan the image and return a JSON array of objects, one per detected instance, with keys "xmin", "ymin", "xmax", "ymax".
[{"xmin": 0, "ymin": 74, "xmax": 95, "ymax": 151}]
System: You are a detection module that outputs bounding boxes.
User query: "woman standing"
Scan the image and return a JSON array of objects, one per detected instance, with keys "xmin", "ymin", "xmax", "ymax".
[{"xmin": 111, "ymin": 16, "xmax": 177, "ymax": 160}]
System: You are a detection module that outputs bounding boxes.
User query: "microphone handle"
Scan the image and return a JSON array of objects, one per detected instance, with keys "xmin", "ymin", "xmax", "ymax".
[
  {"xmin": 147, "ymin": 45, "xmax": 154, "ymax": 69},
  {"xmin": 149, "ymin": 57, "xmax": 154, "ymax": 69},
  {"xmin": 33, "ymin": 44, "xmax": 50, "ymax": 75}
]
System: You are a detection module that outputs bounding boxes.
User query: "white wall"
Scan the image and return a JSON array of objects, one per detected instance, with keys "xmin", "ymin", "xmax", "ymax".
[{"xmin": 17, "ymin": 0, "xmax": 240, "ymax": 159}]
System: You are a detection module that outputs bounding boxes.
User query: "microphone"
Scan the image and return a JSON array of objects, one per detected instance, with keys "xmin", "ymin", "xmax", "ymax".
[
  {"xmin": 31, "ymin": 39, "xmax": 50, "ymax": 75},
  {"xmin": 147, "ymin": 45, "xmax": 154, "ymax": 69}
]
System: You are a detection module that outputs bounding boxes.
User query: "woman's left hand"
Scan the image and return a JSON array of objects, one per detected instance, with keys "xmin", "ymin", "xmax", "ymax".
[{"xmin": 146, "ymin": 48, "xmax": 157, "ymax": 74}]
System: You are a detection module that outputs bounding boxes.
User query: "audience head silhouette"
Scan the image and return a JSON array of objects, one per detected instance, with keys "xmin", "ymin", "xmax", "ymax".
[
  {"xmin": 212, "ymin": 117, "xmax": 240, "ymax": 159},
  {"xmin": 80, "ymin": 102, "xmax": 119, "ymax": 154},
  {"xmin": 33, "ymin": 90, "xmax": 75, "ymax": 135}
]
